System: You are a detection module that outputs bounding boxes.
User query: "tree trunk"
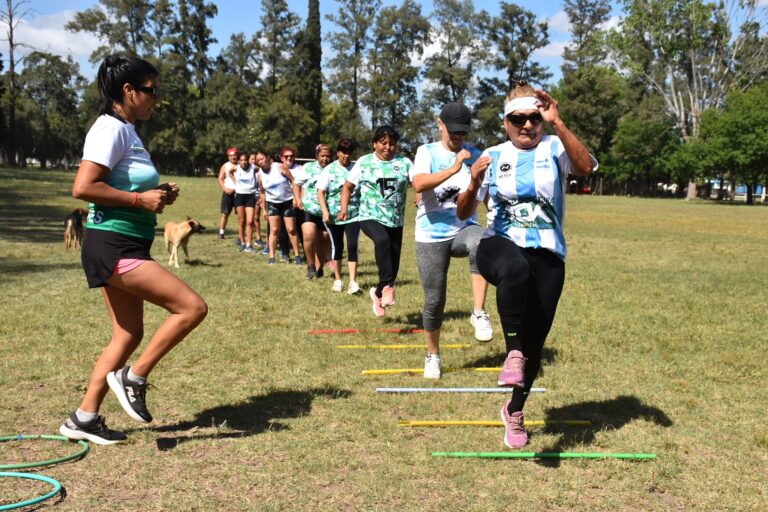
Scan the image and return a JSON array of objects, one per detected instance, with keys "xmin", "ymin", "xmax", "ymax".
[{"xmin": 686, "ymin": 180, "xmax": 697, "ymax": 200}]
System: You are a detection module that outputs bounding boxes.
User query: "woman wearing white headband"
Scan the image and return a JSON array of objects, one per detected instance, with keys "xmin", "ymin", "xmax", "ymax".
[{"xmin": 457, "ymin": 81, "xmax": 597, "ymax": 448}]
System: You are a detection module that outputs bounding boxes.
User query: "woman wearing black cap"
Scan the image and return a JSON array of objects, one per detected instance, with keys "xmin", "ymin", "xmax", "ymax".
[{"xmin": 409, "ymin": 102, "xmax": 494, "ymax": 379}]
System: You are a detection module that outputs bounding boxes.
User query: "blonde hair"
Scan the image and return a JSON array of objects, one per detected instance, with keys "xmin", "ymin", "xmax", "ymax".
[
  {"xmin": 315, "ymin": 143, "xmax": 332, "ymax": 156},
  {"xmin": 505, "ymin": 80, "xmax": 536, "ymax": 104}
]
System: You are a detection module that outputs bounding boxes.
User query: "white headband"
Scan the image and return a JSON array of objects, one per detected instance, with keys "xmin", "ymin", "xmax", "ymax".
[{"xmin": 504, "ymin": 96, "xmax": 542, "ymax": 116}]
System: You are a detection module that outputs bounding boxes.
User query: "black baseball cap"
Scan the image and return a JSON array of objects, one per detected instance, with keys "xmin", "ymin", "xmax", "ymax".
[{"xmin": 439, "ymin": 102, "xmax": 472, "ymax": 133}]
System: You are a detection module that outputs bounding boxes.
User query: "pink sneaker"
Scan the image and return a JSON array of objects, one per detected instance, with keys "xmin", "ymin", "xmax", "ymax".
[
  {"xmin": 500, "ymin": 400, "xmax": 528, "ymax": 448},
  {"xmin": 370, "ymin": 288, "xmax": 386, "ymax": 317},
  {"xmin": 381, "ymin": 285, "xmax": 395, "ymax": 307},
  {"xmin": 498, "ymin": 350, "xmax": 526, "ymax": 387}
]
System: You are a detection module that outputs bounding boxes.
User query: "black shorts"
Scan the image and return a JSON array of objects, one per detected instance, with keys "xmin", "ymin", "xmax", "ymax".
[
  {"xmin": 234, "ymin": 193, "xmax": 256, "ymax": 208},
  {"xmin": 220, "ymin": 192, "xmax": 235, "ymax": 214},
  {"xmin": 302, "ymin": 210, "xmax": 324, "ymax": 229},
  {"xmin": 81, "ymin": 228, "xmax": 153, "ymax": 289},
  {"xmin": 267, "ymin": 200, "xmax": 295, "ymax": 218}
]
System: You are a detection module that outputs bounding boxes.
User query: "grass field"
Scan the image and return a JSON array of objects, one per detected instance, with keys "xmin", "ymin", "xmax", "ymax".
[{"xmin": 0, "ymin": 167, "xmax": 766, "ymax": 511}]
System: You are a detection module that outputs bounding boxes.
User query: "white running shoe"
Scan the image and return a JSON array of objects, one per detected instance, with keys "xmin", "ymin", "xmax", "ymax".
[
  {"xmin": 470, "ymin": 309, "xmax": 493, "ymax": 342},
  {"xmin": 347, "ymin": 281, "xmax": 361, "ymax": 295},
  {"xmin": 423, "ymin": 353, "xmax": 442, "ymax": 380},
  {"xmin": 331, "ymin": 279, "xmax": 343, "ymax": 292}
]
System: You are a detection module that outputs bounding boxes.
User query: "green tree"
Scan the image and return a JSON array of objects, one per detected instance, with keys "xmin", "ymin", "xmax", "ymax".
[
  {"xmin": 473, "ymin": 3, "xmax": 551, "ymax": 148},
  {"xmin": 561, "ymin": 0, "xmax": 611, "ymax": 74},
  {"xmin": 363, "ymin": 0, "xmax": 430, "ymax": 147},
  {"xmin": 174, "ymin": 0, "xmax": 217, "ymax": 96},
  {"xmin": 65, "ymin": 0, "xmax": 152, "ymax": 61},
  {"xmin": 611, "ymin": 0, "xmax": 768, "ymax": 198},
  {"xmin": 325, "ymin": 0, "xmax": 380, "ymax": 129},
  {"xmin": 421, "ymin": 0, "xmax": 488, "ymax": 108},
  {"xmin": 18, "ymin": 51, "xmax": 85, "ymax": 168},
  {"xmin": 291, "ymin": 0, "xmax": 322, "ymax": 154},
  {"xmin": 145, "ymin": 0, "xmax": 176, "ymax": 60},
  {"xmin": 260, "ymin": 0, "xmax": 300, "ymax": 94},
  {"xmin": 216, "ymin": 32, "xmax": 262, "ymax": 86}
]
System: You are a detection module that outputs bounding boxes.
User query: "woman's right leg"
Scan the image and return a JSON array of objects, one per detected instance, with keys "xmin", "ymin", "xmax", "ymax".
[
  {"xmin": 325, "ymin": 222, "xmax": 345, "ymax": 281},
  {"xmin": 283, "ymin": 215, "xmax": 301, "ymax": 258},
  {"xmin": 235, "ymin": 205, "xmax": 246, "ymax": 245},
  {"xmin": 416, "ymin": 240, "xmax": 451, "ymax": 355},
  {"xmin": 345, "ymin": 222, "xmax": 361, "ymax": 283}
]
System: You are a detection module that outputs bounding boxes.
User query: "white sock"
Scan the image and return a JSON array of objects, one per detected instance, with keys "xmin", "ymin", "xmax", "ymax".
[
  {"xmin": 219, "ymin": 229, "xmax": 225, "ymax": 235},
  {"xmin": 127, "ymin": 367, "xmax": 147, "ymax": 385},
  {"xmin": 75, "ymin": 408, "xmax": 98, "ymax": 423},
  {"xmin": 473, "ymin": 308, "xmax": 485, "ymax": 316}
]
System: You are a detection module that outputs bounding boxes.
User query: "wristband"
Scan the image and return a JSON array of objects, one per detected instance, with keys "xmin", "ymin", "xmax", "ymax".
[{"xmin": 132, "ymin": 192, "xmax": 139, "ymax": 207}]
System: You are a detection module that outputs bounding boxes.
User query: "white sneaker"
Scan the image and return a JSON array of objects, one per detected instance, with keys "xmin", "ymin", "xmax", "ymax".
[
  {"xmin": 331, "ymin": 279, "xmax": 343, "ymax": 292},
  {"xmin": 423, "ymin": 353, "xmax": 442, "ymax": 379},
  {"xmin": 470, "ymin": 310, "xmax": 493, "ymax": 342},
  {"xmin": 347, "ymin": 281, "xmax": 361, "ymax": 295}
]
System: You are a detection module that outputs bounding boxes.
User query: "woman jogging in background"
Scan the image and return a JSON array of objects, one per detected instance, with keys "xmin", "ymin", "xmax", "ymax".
[
  {"xmin": 60, "ymin": 54, "xmax": 208, "ymax": 445},
  {"xmin": 230, "ymin": 151, "xmax": 258, "ymax": 253},
  {"xmin": 340, "ymin": 126, "xmax": 412, "ymax": 317},
  {"xmin": 293, "ymin": 144, "xmax": 332, "ymax": 279},
  {"xmin": 410, "ymin": 102, "xmax": 494, "ymax": 380},
  {"xmin": 458, "ymin": 81, "xmax": 597, "ymax": 448},
  {"xmin": 317, "ymin": 138, "xmax": 362, "ymax": 293}
]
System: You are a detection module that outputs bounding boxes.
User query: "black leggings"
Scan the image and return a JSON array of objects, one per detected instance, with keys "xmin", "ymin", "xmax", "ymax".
[
  {"xmin": 359, "ymin": 220, "xmax": 403, "ymax": 295},
  {"xmin": 324, "ymin": 222, "xmax": 360, "ymax": 262},
  {"xmin": 476, "ymin": 236, "xmax": 565, "ymax": 412}
]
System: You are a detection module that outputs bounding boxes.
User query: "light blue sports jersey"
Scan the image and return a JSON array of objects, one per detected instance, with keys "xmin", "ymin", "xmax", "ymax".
[
  {"xmin": 410, "ymin": 142, "xmax": 483, "ymax": 243},
  {"xmin": 480, "ymin": 136, "xmax": 597, "ymax": 261}
]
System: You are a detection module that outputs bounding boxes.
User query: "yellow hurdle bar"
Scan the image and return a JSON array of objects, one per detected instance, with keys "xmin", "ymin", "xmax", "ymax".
[
  {"xmin": 362, "ymin": 367, "xmax": 501, "ymax": 375},
  {"xmin": 398, "ymin": 420, "xmax": 592, "ymax": 427},
  {"xmin": 339, "ymin": 344, "xmax": 471, "ymax": 350}
]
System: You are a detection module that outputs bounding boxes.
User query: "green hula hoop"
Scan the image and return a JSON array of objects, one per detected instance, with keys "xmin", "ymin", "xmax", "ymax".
[
  {"xmin": 0, "ymin": 435, "xmax": 89, "ymax": 470},
  {"xmin": 0, "ymin": 471, "xmax": 63, "ymax": 511}
]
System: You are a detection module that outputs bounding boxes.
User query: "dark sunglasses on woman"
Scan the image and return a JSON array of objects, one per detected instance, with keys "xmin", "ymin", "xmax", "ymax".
[{"xmin": 506, "ymin": 112, "xmax": 543, "ymax": 126}]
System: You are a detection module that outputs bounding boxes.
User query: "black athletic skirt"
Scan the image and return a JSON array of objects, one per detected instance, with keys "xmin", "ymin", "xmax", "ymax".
[{"xmin": 81, "ymin": 228, "xmax": 154, "ymax": 288}]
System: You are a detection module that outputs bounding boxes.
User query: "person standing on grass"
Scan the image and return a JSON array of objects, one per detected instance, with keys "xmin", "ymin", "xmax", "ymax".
[
  {"xmin": 217, "ymin": 147, "xmax": 238, "ymax": 240},
  {"xmin": 340, "ymin": 126, "xmax": 412, "ymax": 317},
  {"xmin": 317, "ymin": 138, "xmax": 362, "ymax": 294},
  {"xmin": 258, "ymin": 149, "xmax": 301, "ymax": 264},
  {"xmin": 457, "ymin": 80, "xmax": 597, "ymax": 448},
  {"xmin": 410, "ymin": 102, "xmax": 495, "ymax": 380},
  {"xmin": 230, "ymin": 151, "xmax": 258, "ymax": 253},
  {"xmin": 293, "ymin": 144, "xmax": 332, "ymax": 279},
  {"xmin": 248, "ymin": 152, "xmax": 264, "ymax": 248},
  {"xmin": 60, "ymin": 54, "xmax": 208, "ymax": 445}
]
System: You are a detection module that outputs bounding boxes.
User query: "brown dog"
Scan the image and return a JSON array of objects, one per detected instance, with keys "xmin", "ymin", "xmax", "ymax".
[
  {"xmin": 164, "ymin": 217, "xmax": 206, "ymax": 268},
  {"xmin": 64, "ymin": 208, "xmax": 87, "ymax": 250}
]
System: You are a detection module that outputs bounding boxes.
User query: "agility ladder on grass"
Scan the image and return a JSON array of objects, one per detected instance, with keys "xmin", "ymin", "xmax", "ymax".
[
  {"xmin": 363, "ymin": 367, "xmax": 501, "ymax": 375},
  {"xmin": 339, "ymin": 343, "xmax": 470, "ymax": 350},
  {"xmin": 309, "ymin": 328, "xmax": 424, "ymax": 334},
  {"xmin": 377, "ymin": 387, "xmax": 546, "ymax": 393},
  {"xmin": 432, "ymin": 452, "xmax": 656, "ymax": 460},
  {"xmin": 399, "ymin": 419, "xmax": 589, "ymax": 427}
]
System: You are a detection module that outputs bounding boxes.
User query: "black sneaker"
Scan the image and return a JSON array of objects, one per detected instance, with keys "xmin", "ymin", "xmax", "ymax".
[
  {"xmin": 107, "ymin": 367, "xmax": 153, "ymax": 423},
  {"xmin": 316, "ymin": 267, "xmax": 324, "ymax": 279},
  {"xmin": 59, "ymin": 413, "xmax": 127, "ymax": 445},
  {"xmin": 306, "ymin": 265, "xmax": 316, "ymax": 279}
]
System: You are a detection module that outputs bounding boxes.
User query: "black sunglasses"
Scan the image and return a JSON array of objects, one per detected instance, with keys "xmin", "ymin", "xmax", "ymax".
[
  {"xmin": 506, "ymin": 113, "xmax": 543, "ymax": 126},
  {"xmin": 134, "ymin": 84, "xmax": 159, "ymax": 98}
]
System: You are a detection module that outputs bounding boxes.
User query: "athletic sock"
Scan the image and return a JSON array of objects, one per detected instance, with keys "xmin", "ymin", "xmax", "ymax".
[
  {"xmin": 75, "ymin": 408, "xmax": 98, "ymax": 424},
  {"xmin": 127, "ymin": 367, "xmax": 147, "ymax": 385},
  {"xmin": 473, "ymin": 308, "xmax": 485, "ymax": 316},
  {"xmin": 219, "ymin": 229, "xmax": 225, "ymax": 235}
]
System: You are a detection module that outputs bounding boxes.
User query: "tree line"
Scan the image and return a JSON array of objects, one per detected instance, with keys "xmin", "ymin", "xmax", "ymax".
[{"xmin": 2, "ymin": 0, "xmax": 767, "ymax": 201}]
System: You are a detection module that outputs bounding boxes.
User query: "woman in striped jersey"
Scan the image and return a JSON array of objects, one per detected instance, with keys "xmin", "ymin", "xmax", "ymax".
[{"xmin": 458, "ymin": 81, "xmax": 597, "ymax": 448}]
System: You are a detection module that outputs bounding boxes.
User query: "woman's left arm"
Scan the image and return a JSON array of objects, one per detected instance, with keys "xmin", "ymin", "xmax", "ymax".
[{"xmin": 536, "ymin": 89, "xmax": 595, "ymax": 177}]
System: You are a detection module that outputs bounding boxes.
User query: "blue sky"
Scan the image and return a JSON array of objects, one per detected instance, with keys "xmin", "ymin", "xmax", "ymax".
[{"xmin": 17, "ymin": 1, "xmax": 622, "ymax": 84}]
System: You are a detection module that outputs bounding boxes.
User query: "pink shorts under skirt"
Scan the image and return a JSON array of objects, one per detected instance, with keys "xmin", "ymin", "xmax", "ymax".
[{"xmin": 113, "ymin": 258, "xmax": 146, "ymax": 275}]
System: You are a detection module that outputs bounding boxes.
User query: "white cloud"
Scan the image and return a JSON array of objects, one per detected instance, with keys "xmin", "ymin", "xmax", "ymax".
[
  {"xmin": 533, "ymin": 40, "xmax": 568, "ymax": 60},
  {"xmin": 547, "ymin": 10, "xmax": 571, "ymax": 35},
  {"xmin": 13, "ymin": 11, "xmax": 102, "ymax": 74}
]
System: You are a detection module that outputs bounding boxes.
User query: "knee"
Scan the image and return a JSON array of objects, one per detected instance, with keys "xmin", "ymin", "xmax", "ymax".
[{"xmin": 185, "ymin": 296, "xmax": 208, "ymax": 325}]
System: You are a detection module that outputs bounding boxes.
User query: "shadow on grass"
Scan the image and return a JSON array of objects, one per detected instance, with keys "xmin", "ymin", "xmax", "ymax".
[
  {"xmin": 536, "ymin": 394, "xmax": 673, "ymax": 468},
  {"xmin": 391, "ymin": 309, "xmax": 469, "ymax": 329},
  {"xmin": 0, "ymin": 260, "xmax": 82, "ymax": 277},
  {"xmin": 148, "ymin": 387, "xmax": 352, "ymax": 451},
  {"xmin": 179, "ymin": 259, "xmax": 222, "ymax": 267}
]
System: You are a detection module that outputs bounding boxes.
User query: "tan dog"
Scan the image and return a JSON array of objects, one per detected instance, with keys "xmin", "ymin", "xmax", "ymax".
[
  {"xmin": 164, "ymin": 217, "xmax": 206, "ymax": 268},
  {"xmin": 64, "ymin": 208, "xmax": 88, "ymax": 250}
]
